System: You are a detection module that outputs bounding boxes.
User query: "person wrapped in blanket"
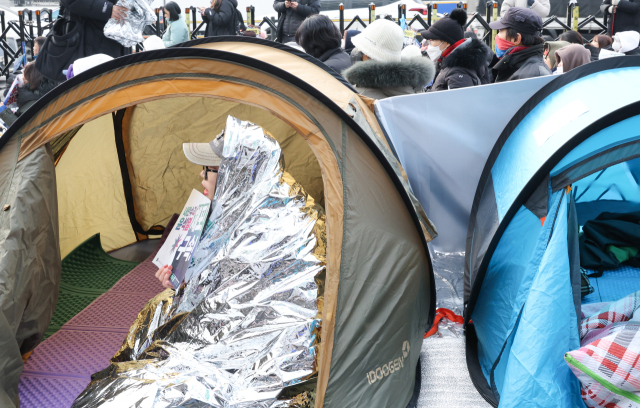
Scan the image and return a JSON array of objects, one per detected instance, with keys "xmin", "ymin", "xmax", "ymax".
[
  {"xmin": 155, "ymin": 132, "xmax": 224, "ymax": 289},
  {"xmin": 0, "ymin": 62, "xmax": 58, "ymax": 126},
  {"xmin": 73, "ymin": 116, "xmax": 325, "ymax": 407}
]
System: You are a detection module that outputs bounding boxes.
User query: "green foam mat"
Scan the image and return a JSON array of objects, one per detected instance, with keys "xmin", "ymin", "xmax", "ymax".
[
  {"xmin": 45, "ymin": 234, "xmax": 139, "ymax": 338},
  {"xmin": 59, "ymin": 234, "xmax": 139, "ymax": 294}
]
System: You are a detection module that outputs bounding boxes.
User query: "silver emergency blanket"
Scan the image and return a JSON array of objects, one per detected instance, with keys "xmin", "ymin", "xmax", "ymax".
[
  {"xmin": 430, "ymin": 251, "xmax": 464, "ymax": 338},
  {"xmin": 72, "ymin": 116, "xmax": 325, "ymax": 408},
  {"xmin": 104, "ymin": 0, "xmax": 155, "ymax": 47}
]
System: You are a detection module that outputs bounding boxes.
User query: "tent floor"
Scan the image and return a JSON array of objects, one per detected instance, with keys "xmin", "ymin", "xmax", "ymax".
[
  {"xmin": 108, "ymin": 238, "xmax": 161, "ymax": 263},
  {"xmin": 582, "ymin": 265, "xmax": 640, "ymax": 304},
  {"xmin": 18, "ymin": 220, "xmax": 175, "ymax": 408}
]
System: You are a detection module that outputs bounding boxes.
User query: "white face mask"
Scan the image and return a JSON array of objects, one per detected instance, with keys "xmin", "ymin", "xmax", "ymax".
[
  {"xmin": 554, "ymin": 66, "xmax": 564, "ymax": 75},
  {"xmin": 341, "ymin": 39, "xmax": 346, "ymax": 49},
  {"xmin": 426, "ymin": 44, "xmax": 442, "ymax": 61}
]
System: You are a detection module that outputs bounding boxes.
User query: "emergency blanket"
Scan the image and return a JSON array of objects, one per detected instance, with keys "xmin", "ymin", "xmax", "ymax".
[
  {"xmin": 104, "ymin": 0, "xmax": 155, "ymax": 47},
  {"xmin": 72, "ymin": 116, "xmax": 325, "ymax": 408},
  {"xmin": 566, "ymin": 289, "xmax": 640, "ymax": 408}
]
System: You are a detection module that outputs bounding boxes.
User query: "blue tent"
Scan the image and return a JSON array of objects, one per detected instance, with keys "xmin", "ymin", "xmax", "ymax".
[{"xmin": 464, "ymin": 57, "xmax": 640, "ymax": 407}]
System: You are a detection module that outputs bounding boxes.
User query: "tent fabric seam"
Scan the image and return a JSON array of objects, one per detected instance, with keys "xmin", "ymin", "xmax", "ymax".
[
  {"xmin": 16, "ymin": 72, "xmax": 342, "ymax": 165},
  {"xmin": 550, "ymin": 140, "xmax": 640, "ymax": 192},
  {"xmin": 174, "ymin": 36, "xmax": 358, "ymax": 92}
]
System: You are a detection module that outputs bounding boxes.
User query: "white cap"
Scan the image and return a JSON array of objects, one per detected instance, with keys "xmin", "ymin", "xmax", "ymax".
[
  {"xmin": 401, "ymin": 45, "xmax": 423, "ymax": 61},
  {"xmin": 73, "ymin": 54, "xmax": 113, "ymax": 76},
  {"xmin": 143, "ymin": 35, "xmax": 165, "ymax": 51},
  {"xmin": 183, "ymin": 131, "xmax": 225, "ymax": 166},
  {"xmin": 351, "ymin": 19, "xmax": 404, "ymax": 62}
]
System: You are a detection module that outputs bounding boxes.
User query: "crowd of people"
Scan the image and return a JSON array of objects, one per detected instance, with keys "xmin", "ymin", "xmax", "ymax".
[{"xmin": 2, "ymin": 0, "xmax": 639, "ymax": 126}]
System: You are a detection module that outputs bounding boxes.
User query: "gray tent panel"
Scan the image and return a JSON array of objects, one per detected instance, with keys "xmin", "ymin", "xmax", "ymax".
[
  {"xmin": 374, "ymin": 76, "xmax": 554, "ymax": 253},
  {"xmin": 0, "ymin": 141, "xmax": 61, "ymax": 407}
]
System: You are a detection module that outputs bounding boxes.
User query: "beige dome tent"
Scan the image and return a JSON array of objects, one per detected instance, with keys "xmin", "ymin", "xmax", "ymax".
[{"xmin": 0, "ymin": 38, "xmax": 436, "ymax": 408}]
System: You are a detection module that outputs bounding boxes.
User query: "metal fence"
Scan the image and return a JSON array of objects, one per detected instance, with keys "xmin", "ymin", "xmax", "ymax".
[{"xmin": 0, "ymin": 1, "xmax": 608, "ymax": 77}]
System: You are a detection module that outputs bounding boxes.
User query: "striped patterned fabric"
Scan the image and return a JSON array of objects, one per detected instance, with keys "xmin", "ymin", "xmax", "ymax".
[{"xmin": 567, "ymin": 289, "xmax": 640, "ymax": 407}]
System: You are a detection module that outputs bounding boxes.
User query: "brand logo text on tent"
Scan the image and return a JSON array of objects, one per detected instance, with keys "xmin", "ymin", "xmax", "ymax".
[{"xmin": 366, "ymin": 341, "xmax": 410, "ymax": 385}]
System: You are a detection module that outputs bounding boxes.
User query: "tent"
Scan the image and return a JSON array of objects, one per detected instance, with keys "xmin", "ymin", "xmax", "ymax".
[
  {"xmin": 465, "ymin": 57, "xmax": 640, "ymax": 407},
  {"xmin": 0, "ymin": 37, "xmax": 436, "ymax": 408},
  {"xmin": 376, "ymin": 57, "xmax": 640, "ymax": 406}
]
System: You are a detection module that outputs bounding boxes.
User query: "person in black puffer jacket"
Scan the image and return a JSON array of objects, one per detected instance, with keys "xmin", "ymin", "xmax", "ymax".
[
  {"xmin": 421, "ymin": 9, "xmax": 493, "ymax": 91},
  {"xmin": 295, "ymin": 14, "xmax": 351, "ymax": 74},
  {"xmin": 273, "ymin": 0, "xmax": 320, "ymax": 43},
  {"xmin": 201, "ymin": 0, "xmax": 238, "ymax": 37},
  {"xmin": 488, "ymin": 7, "xmax": 551, "ymax": 82}
]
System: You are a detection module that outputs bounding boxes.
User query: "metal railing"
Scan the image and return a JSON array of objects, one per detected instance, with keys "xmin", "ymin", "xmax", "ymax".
[{"xmin": 0, "ymin": 0, "xmax": 609, "ymax": 76}]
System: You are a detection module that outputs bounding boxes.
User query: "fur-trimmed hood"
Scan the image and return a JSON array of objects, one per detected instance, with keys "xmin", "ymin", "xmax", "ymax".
[
  {"xmin": 343, "ymin": 58, "xmax": 436, "ymax": 91},
  {"xmin": 442, "ymin": 37, "xmax": 493, "ymax": 72}
]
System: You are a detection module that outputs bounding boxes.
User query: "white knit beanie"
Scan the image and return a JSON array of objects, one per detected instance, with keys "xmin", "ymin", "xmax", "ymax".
[{"xmin": 351, "ymin": 19, "xmax": 404, "ymax": 62}]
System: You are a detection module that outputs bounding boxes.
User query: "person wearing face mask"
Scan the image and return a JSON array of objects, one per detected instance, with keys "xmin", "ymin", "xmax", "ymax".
[
  {"xmin": 488, "ymin": 7, "xmax": 551, "ymax": 82},
  {"xmin": 343, "ymin": 19, "xmax": 435, "ymax": 99},
  {"xmin": 612, "ymin": 30, "xmax": 640, "ymax": 54},
  {"xmin": 420, "ymin": 9, "xmax": 493, "ymax": 91}
]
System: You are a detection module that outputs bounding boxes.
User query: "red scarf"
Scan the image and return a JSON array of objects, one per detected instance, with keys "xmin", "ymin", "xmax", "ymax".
[{"xmin": 441, "ymin": 39, "xmax": 466, "ymax": 60}]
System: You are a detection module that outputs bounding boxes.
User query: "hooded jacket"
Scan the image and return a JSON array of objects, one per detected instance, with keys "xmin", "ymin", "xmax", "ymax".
[
  {"xmin": 318, "ymin": 47, "xmax": 351, "ymax": 74},
  {"xmin": 613, "ymin": 30, "xmax": 640, "ymax": 54},
  {"xmin": 203, "ymin": 0, "xmax": 238, "ymax": 37},
  {"xmin": 273, "ymin": 0, "xmax": 321, "ymax": 42},
  {"xmin": 600, "ymin": 0, "xmax": 640, "ymax": 36},
  {"xmin": 491, "ymin": 43, "xmax": 551, "ymax": 82},
  {"xmin": 555, "ymin": 44, "xmax": 591, "ymax": 72},
  {"xmin": 343, "ymin": 58, "xmax": 436, "ymax": 100},
  {"xmin": 430, "ymin": 37, "xmax": 493, "ymax": 92}
]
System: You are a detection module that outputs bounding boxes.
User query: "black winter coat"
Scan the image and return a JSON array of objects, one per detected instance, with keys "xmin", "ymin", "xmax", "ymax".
[
  {"xmin": 203, "ymin": 0, "xmax": 238, "ymax": 37},
  {"xmin": 600, "ymin": 0, "xmax": 640, "ymax": 36},
  {"xmin": 273, "ymin": 0, "xmax": 321, "ymax": 42},
  {"xmin": 318, "ymin": 47, "xmax": 351, "ymax": 74},
  {"xmin": 60, "ymin": 0, "xmax": 125, "ymax": 59},
  {"xmin": 491, "ymin": 44, "xmax": 551, "ymax": 83},
  {"xmin": 430, "ymin": 38, "xmax": 493, "ymax": 92}
]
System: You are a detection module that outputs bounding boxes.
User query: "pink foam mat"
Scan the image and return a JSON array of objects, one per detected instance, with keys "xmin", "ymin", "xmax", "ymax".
[
  {"xmin": 63, "ymin": 292, "xmax": 154, "ymax": 332},
  {"xmin": 18, "ymin": 215, "xmax": 179, "ymax": 408},
  {"xmin": 110, "ymin": 262, "xmax": 165, "ymax": 295}
]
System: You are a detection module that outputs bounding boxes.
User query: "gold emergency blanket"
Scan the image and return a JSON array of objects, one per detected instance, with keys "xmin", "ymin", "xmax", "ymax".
[{"xmin": 72, "ymin": 116, "xmax": 325, "ymax": 408}]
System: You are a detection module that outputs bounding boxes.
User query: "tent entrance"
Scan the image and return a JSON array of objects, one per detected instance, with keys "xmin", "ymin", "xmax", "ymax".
[{"xmin": 570, "ymin": 157, "xmax": 640, "ymax": 305}]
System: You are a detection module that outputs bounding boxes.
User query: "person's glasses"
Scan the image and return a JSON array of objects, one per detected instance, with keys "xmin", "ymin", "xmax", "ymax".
[{"xmin": 203, "ymin": 166, "xmax": 218, "ymax": 181}]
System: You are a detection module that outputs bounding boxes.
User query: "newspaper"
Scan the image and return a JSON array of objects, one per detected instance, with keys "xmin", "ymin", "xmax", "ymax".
[{"xmin": 152, "ymin": 189, "xmax": 211, "ymax": 287}]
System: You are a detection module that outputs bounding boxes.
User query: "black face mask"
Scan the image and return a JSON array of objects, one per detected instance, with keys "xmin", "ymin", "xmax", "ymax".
[{"xmin": 350, "ymin": 48, "xmax": 364, "ymax": 65}]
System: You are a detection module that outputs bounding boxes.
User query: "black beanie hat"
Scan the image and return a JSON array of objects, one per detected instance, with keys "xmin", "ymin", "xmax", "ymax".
[{"xmin": 421, "ymin": 9, "xmax": 467, "ymax": 44}]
